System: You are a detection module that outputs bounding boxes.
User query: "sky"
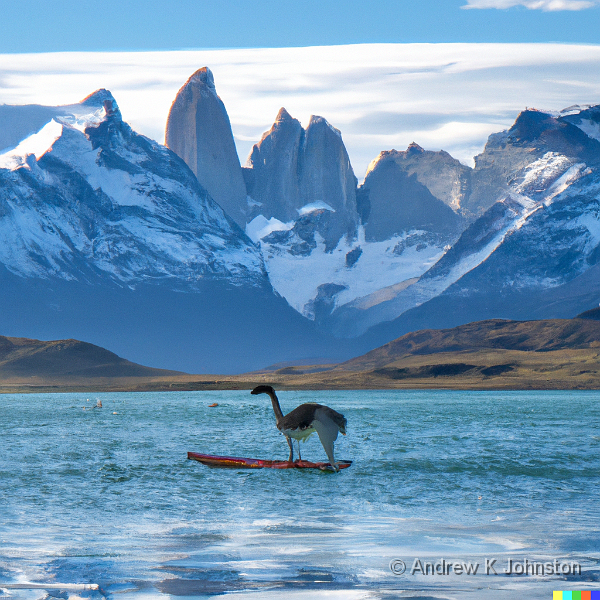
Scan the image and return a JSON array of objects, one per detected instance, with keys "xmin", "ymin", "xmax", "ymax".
[
  {"xmin": 0, "ymin": 0, "xmax": 599, "ymax": 51},
  {"xmin": 1, "ymin": 0, "xmax": 599, "ymax": 178}
]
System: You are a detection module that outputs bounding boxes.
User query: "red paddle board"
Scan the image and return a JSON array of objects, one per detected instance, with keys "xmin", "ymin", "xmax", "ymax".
[{"xmin": 187, "ymin": 452, "xmax": 351, "ymax": 470}]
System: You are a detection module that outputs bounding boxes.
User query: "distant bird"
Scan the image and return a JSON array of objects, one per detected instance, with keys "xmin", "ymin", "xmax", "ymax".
[{"xmin": 251, "ymin": 385, "xmax": 347, "ymax": 471}]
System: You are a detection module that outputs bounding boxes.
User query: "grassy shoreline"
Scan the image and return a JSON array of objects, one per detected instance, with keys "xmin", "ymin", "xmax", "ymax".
[
  {"xmin": 2, "ymin": 347, "xmax": 599, "ymax": 393},
  {"xmin": 3, "ymin": 319, "xmax": 599, "ymax": 393}
]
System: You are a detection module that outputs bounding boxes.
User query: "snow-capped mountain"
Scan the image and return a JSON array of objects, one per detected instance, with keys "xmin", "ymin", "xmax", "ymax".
[
  {"xmin": 360, "ymin": 170, "xmax": 600, "ymax": 349},
  {"xmin": 6, "ymin": 72, "xmax": 600, "ymax": 371},
  {"xmin": 464, "ymin": 108, "xmax": 600, "ymax": 218},
  {"xmin": 237, "ymin": 109, "xmax": 462, "ymax": 325},
  {"xmin": 348, "ymin": 108, "xmax": 600, "ymax": 345},
  {"xmin": 0, "ymin": 91, "xmax": 344, "ymax": 373},
  {"xmin": 0, "ymin": 89, "xmax": 264, "ymax": 287},
  {"xmin": 161, "ymin": 72, "xmax": 467, "ymax": 334}
]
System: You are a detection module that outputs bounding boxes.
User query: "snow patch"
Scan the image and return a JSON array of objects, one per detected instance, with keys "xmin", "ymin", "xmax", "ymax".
[
  {"xmin": 55, "ymin": 104, "xmax": 109, "ymax": 133},
  {"xmin": 543, "ymin": 163, "xmax": 589, "ymax": 205},
  {"xmin": 297, "ymin": 201, "xmax": 335, "ymax": 216},
  {"xmin": 344, "ymin": 197, "xmax": 545, "ymax": 336},
  {"xmin": 246, "ymin": 215, "xmax": 292, "ymax": 243},
  {"xmin": 558, "ymin": 104, "xmax": 592, "ymax": 117},
  {"xmin": 515, "ymin": 152, "xmax": 572, "ymax": 196},
  {"xmin": 246, "ymin": 196, "xmax": 262, "ymax": 209},
  {"xmin": 507, "ymin": 192, "xmax": 538, "ymax": 211},
  {"xmin": 510, "ymin": 152, "xmax": 587, "ymax": 208},
  {"xmin": 573, "ymin": 210, "xmax": 600, "ymax": 249},
  {"xmin": 0, "ymin": 119, "xmax": 63, "ymax": 170},
  {"xmin": 574, "ymin": 118, "xmax": 600, "ymax": 142},
  {"xmin": 259, "ymin": 226, "xmax": 446, "ymax": 317}
]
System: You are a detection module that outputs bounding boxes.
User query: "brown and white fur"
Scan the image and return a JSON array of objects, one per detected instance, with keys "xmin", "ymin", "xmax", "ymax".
[{"xmin": 251, "ymin": 385, "xmax": 347, "ymax": 471}]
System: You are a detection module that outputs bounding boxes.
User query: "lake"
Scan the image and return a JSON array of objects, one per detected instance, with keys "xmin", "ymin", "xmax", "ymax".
[{"xmin": 1, "ymin": 390, "xmax": 599, "ymax": 599}]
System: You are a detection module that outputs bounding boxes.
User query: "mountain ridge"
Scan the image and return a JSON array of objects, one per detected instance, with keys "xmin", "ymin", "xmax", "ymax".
[
  {"xmin": 341, "ymin": 317, "xmax": 600, "ymax": 371},
  {"xmin": 0, "ymin": 88, "xmax": 347, "ymax": 374},
  {"xmin": 3, "ymin": 316, "xmax": 598, "ymax": 392},
  {"xmin": 0, "ymin": 335, "xmax": 183, "ymax": 379},
  {"xmin": 3, "ymin": 72, "xmax": 600, "ymax": 374}
]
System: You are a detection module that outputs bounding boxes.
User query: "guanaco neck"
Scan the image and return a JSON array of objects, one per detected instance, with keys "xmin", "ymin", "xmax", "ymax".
[{"xmin": 267, "ymin": 388, "xmax": 284, "ymax": 424}]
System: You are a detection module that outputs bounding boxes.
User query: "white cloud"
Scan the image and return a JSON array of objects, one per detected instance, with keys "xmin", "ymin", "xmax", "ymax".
[
  {"xmin": 462, "ymin": 0, "xmax": 597, "ymax": 10},
  {"xmin": 1, "ymin": 44, "xmax": 600, "ymax": 179}
]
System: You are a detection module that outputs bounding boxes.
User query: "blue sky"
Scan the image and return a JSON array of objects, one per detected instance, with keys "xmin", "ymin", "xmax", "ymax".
[
  {"xmin": 1, "ymin": 0, "xmax": 599, "ymax": 52},
  {"xmin": 1, "ymin": 1, "xmax": 600, "ymax": 177}
]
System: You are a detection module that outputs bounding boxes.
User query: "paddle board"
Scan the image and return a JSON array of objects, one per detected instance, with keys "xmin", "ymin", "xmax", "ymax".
[{"xmin": 187, "ymin": 451, "xmax": 351, "ymax": 470}]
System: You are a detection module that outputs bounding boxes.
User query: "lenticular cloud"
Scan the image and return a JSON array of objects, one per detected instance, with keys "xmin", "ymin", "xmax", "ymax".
[{"xmin": 462, "ymin": 0, "xmax": 596, "ymax": 9}]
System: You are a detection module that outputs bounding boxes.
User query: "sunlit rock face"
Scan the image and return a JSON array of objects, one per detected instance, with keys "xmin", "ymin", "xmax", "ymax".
[
  {"xmin": 359, "ymin": 143, "xmax": 471, "ymax": 217},
  {"xmin": 358, "ymin": 147, "xmax": 464, "ymax": 243},
  {"xmin": 165, "ymin": 67, "xmax": 247, "ymax": 225},
  {"xmin": 245, "ymin": 108, "xmax": 359, "ymax": 250}
]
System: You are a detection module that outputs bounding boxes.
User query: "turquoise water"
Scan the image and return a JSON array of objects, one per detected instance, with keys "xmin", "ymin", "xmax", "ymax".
[{"xmin": 0, "ymin": 390, "xmax": 599, "ymax": 599}]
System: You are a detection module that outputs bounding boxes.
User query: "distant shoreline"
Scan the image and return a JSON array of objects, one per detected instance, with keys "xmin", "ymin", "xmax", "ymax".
[
  {"xmin": 3, "ymin": 318, "xmax": 599, "ymax": 394},
  {"xmin": 2, "ymin": 368, "xmax": 599, "ymax": 394}
]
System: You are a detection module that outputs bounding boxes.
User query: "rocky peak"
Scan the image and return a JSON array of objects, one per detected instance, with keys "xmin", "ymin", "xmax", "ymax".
[
  {"xmin": 306, "ymin": 115, "xmax": 342, "ymax": 139},
  {"xmin": 507, "ymin": 109, "xmax": 599, "ymax": 157},
  {"xmin": 254, "ymin": 106, "xmax": 302, "ymax": 149},
  {"xmin": 275, "ymin": 106, "xmax": 294, "ymax": 124},
  {"xmin": 508, "ymin": 109, "xmax": 554, "ymax": 142},
  {"xmin": 80, "ymin": 89, "xmax": 121, "ymax": 119},
  {"xmin": 165, "ymin": 67, "xmax": 247, "ymax": 226},
  {"xmin": 406, "ymin": 142, "xmax": 424, "ymax": 155},
  {"xmin": 465, "ymin": 107, "xmax": 600, "ymax": 218},
  {"xmin": 190, "ymin": 67, "xmax": 215, "ymax": 89},
  {"xmin": 76, "ymin": 90, "xmax": 130, "ymax": 151},
  {"xmin": 358, "ymin": 152, "xmax": 463, "ymax": 242},
  {"xmin": 299, "ymin": 115, "xmax": 358, "ymax": 236},
  {"xmin": 244, "ymin": 107, "xmax": 303, "ymax": 223},
  {"xmin": 245, "ymin": 109, "xmax": 358, "ymax": 248},
  {"xmin": 362, "ymin": 144, "xmax": 471, "ymax": 213}
]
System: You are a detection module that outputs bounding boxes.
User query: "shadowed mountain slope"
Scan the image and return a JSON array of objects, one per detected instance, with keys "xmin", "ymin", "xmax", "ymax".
[
  {"xmin": 0, "ymin": 336, "xmax": 182, "ymax": 379},
  {"xmin": 0, "ymin": 89, "xmax": 346, "ymax": 374},
  {"xmin": 577, "ymin": 306, "xmax": 600, "ymax": 320},
  {"xmin": 358, "ymin": 149, "xmax": 464, "ymax": 242}
]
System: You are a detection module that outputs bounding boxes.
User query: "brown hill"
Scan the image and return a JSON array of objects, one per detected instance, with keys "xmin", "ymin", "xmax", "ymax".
[
  {"xmin": 3, "ymin": 318, "xmax": 600, "ymax": 392},
  {"xmin": 577, "ymin": 307, "xmax": 600, "ymax": 321},
  {"xmin": 241, "ymin": 318, "xmax": 600, "ymax": 390},
  {"xmin": 340, "ymin": 318, "xmax": 600, "ymax": 371},
  {"xmin": 0, "ymin": 336, "xmax": 183, "ymax": 380}
]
